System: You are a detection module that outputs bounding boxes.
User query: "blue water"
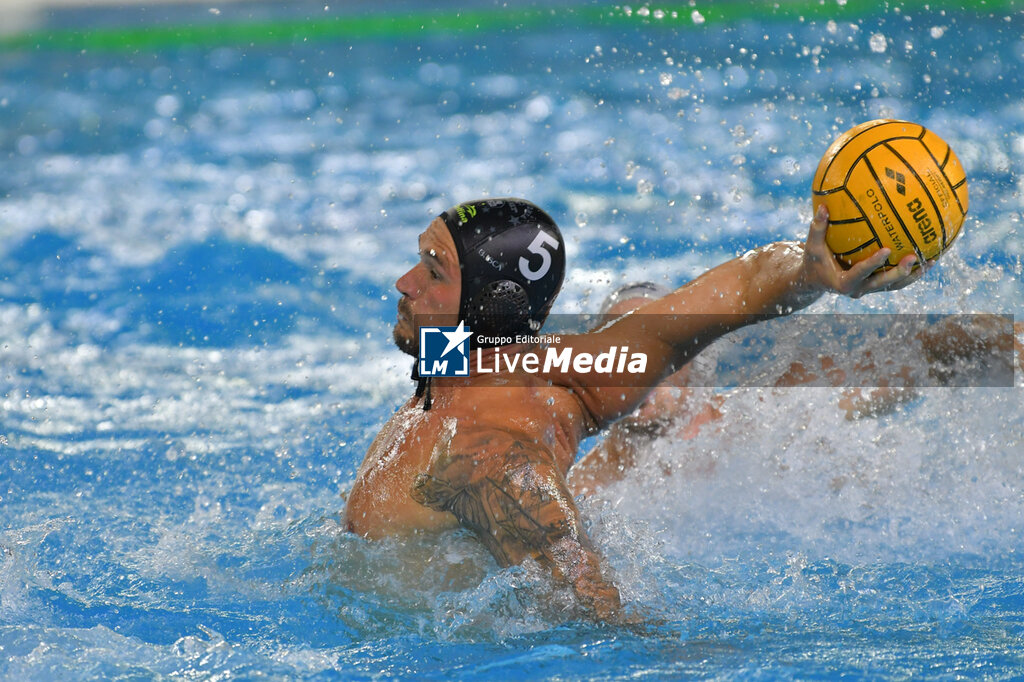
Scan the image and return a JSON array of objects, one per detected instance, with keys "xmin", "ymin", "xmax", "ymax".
[{"xmin": 2, "ymin": 2, "xmax": 1023, "ymax": 679}]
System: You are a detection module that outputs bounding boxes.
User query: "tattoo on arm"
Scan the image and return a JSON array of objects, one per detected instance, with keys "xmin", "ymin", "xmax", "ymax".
[{"xmin": 411, "ymin": 431, "xmax": 621, "ymax": 620}]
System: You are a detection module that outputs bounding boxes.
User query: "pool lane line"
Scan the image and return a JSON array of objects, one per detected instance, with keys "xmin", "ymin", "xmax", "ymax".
[{"xmin": 1, "ymin": 0, "xmax": 1020, "ymax": 52}]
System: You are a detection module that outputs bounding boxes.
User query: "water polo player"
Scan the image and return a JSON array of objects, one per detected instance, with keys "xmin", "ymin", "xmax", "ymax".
[{"xmin": 345, "ymin": 199, "xmax": 921, "ymax": 622}]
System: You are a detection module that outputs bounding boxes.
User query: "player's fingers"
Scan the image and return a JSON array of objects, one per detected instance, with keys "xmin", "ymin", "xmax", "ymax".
[
  {"xmin": 875, "ymin": 266, "xmax": 926, "ymax": 293},
  {"xmin": 847, "ymin": 247, "xmax": 893, "ymax": 283},
  {"xmin": 807, "ymin": 204, "xmax": 829, "ymax": 246},
  {"xmin": 862, "ymin": 254, "xmax": 921, "ymax": 292}
]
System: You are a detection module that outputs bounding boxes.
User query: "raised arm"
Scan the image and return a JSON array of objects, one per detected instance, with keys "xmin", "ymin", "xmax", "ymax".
[
  {"xmin": 410, "ymin": 422, "xmax": 621, "ymax": 622},
  {"xmin": 562, "ymin": 206, "xmax": 923, "ymax": 424}
]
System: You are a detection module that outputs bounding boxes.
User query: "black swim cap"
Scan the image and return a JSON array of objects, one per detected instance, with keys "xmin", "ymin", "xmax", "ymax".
[{"xmin": 439, "ymin": 198, "xmax": 565, "ymax": 347}]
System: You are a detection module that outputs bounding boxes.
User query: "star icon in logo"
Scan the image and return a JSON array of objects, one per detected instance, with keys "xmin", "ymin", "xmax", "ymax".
[{"xmin": 439, "ymin": 320, "xmax": 473, "ymax": 358}]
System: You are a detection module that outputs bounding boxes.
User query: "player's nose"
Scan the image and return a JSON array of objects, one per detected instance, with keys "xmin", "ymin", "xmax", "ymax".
[{"xmin": 395, "ymin": 266, "xmax": 420, "ymax": 298}]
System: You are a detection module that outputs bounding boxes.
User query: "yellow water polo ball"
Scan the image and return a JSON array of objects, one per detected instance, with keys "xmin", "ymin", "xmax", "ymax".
[{"xmin": 812, "ymin": 119, "xmax": 968, "ymax": 270}]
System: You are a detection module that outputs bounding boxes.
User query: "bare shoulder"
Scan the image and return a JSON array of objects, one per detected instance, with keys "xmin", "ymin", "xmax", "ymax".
[
  {"xmin": 414, "ymin": 412, "xmax": 560, "ymax": 486},
  {"xmin": 449, "ymin": 378, "xmax": 595, "ymax": 460}
]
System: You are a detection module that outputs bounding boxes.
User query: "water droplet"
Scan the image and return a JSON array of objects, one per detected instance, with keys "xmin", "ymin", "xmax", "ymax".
[
  {"xmin": 154, "ymin": 94, "xmax": 181, "ymax": 118},
  {"xmin": 691, "ymin": 10, "xmax": 705, "ymax": 25},
  {"xmin": 659, "ymin": 72, "xmax": 673, "ymax": 86},
  {"xmin": 869, "ymin": 33, "xmax": 887, "ymax": 53},
  {"xmin": 575, "ymin": 212, "xmax": 588, "ymax": 228},
  {"xmin": 524, "ymin": 95, "xmax": 553, "ymax": 122},
  {"xmin": 16, "ymin": 135, "xmax": 38, "ymax": 156},
  {"xmin": 930, "ymin": 25, "xmax": 947, "ymax": 39}
]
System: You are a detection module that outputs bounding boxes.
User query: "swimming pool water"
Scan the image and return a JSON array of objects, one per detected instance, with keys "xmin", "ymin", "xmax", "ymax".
[{"xmin": 1, "ymin": 2, "xmax": 1023, "ymax": 678}]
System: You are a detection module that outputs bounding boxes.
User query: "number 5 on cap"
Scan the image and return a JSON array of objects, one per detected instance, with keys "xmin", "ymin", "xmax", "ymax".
[{"xmin": 519, "ymin": 231, "xmax": 560, "ymax": 281}]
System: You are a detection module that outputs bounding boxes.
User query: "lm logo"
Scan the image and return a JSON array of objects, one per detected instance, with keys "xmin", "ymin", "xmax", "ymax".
[{"xmin": 418, "ymin": 321, "xmax": 472, "ymax": 377}]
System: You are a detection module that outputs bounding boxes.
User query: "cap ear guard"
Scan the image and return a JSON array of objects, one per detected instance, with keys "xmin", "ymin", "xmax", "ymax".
[{"xmin": 465, "ymin": 280, "xmax": 532, "ymax": 341}]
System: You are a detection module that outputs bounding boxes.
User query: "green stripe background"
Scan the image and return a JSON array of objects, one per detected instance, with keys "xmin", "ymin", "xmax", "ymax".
[{"xmin": 2, "ymin": 1, "xmax": 1021, "ymax": 52}]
